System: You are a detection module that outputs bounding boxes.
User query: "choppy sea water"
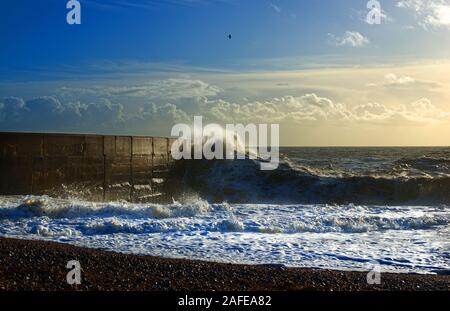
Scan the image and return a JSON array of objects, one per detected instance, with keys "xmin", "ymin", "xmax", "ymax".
[{"xmin": 0, "ymin": 147, "xmax": 449, "ymax": 274}]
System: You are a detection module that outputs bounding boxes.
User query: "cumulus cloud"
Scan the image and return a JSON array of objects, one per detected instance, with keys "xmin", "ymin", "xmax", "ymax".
[
  {"xmin": 328, "ymin": 31, "xmax": 370, "ymax": 47},
  {"xmin": 352, "ymin": 99, "xmax": 450, "ymax": 124},
  {"xmin": 0, "ymin": 96, "xmax": 125, "ymax": 132},
  {"xmin": 0, "ymin": 97, "xmax": 26, "ymax": 122},
  {"xmin": 186, "ymin": 94, "xmax": 448, "ymax": 126},
  {"xmin": 408, "ymin": 97, "xmax": 450, "ymax": 121},
  {"xmin": 0, "ymin": 78, "xmax": 221, "ymax": 133},
  {"xmin": 139, "ymin": 102, "xmax": 191, "ymax": 124},
  {"xmin": 397, "ymin": 0, "xmax": 450, "ymax": 29},
  {"xmin": 1, "ymin": 77, "xmax": 449, "ymax": 135},
  {"xmin": 203, "ymin": 94, "xmax": 353, "ymax": 125}
]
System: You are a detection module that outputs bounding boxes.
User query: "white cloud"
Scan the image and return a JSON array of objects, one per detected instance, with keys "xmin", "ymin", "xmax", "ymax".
[
  {"xmin": 397, "ymin": 0, "xmax": 450, "ymax": 29},
  {"xmin": 201, "ymin": 94, "xmax": 449, "ymax": 125},
  {"xmin": 204, "ymin": 94, "xmax": 352, "ymax": 124},
  {"xmin": 3, "ymin": 91, "xmax": 447, "ymax": 134},
  {"xmin": 58, "ymin": 79, "xmax": 222, "ymax": 100},
  {"xmin": 140, "ymin": 102, "xmax": 190, "ymax": 123},
  {"xmin": 328, "ymin": 31, "xmax": 370, "ymax": 47},
  {"xmin": 1, "ymin": 73, "xmax": 449, "ymax": 135},
  {"xmin": 0, "ymin": 97, "xmax": 26, "ymax": 122},
  {"xmin": 364, "ymin": 73, "xmax": 444, "ymax": 91},
  {"xmin": 0, "ymin": 96, "xmax": 125, "ymax": 132},
  {"xmin": 382, "ymin": 73, "xmax": 442, "ymax": 88},
  {"xmin": 352, "ymin": 99, "xmax": 449, "ymax": 124},
  {"xmin": 384, "ymin": 73, "xmax": 416, "ymax": 85},
  {"xmin": 409, "ymin": 97, "xmax": 450, "ymax": 121},
  {"xmin": 105, "ymin": 79, "xmax": 222, "ymax": 99}
]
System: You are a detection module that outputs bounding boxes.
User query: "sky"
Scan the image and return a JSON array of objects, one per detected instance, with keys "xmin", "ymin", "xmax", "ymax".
[{"xmin": 0, "ymin": 0, "xmax": 449, "ymax": 146}]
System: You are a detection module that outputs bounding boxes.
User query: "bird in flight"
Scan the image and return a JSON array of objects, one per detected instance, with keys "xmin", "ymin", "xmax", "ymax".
[{"xmin": 228, "ymin": 34, "xmax": 232, "ymax": 39}]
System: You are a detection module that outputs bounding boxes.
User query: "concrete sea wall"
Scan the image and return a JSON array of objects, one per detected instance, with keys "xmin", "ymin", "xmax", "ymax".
[{"xmin": 0, "ymin": 132, "xmax": 180, "ymax": 203}]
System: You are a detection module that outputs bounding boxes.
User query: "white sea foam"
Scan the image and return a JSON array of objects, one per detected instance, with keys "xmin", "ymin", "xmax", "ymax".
[{"xmin": 0, "ymin": 195, "xmax": 448, "ymax": 274}]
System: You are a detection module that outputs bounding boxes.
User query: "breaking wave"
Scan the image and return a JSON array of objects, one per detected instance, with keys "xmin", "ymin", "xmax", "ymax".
[
  {"xmin": 0, "ymin": 196, "xmax": 216, "ymax": 220},
  {"xmin": 182, "ymin": 156, "xmax": 450, "ymax": 205},
  {"xmin": 0, "ymin": 196, "xmax": 448, "ymax": 235}
]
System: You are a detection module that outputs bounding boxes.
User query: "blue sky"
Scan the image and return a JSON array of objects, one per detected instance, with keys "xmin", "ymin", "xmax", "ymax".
[
  {"xmin": 1, "ymin": 0, "xmax": 450, "ymax": 145},
  {"xmin": 2, "ymin": 0, "xmax": 449, "ymax": 76}
]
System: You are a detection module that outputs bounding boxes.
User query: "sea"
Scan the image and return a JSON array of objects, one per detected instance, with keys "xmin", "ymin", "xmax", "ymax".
[{"xmin": 0, "ymin": 147, "xmax": 449, "ymax": 274}]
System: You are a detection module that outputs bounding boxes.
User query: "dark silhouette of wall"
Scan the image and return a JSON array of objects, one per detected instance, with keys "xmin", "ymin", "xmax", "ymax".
[{"xmin": 0, "ymin": 132, "xmax": 179, "ymax": 202}]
